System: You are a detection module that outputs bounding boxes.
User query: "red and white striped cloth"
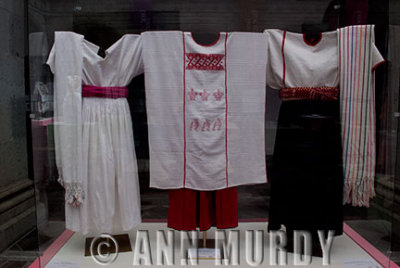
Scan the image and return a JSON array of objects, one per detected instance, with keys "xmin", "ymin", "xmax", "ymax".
[{"xmin": 338, "ymin": 25, "xmax": 385, "ymax": 207}]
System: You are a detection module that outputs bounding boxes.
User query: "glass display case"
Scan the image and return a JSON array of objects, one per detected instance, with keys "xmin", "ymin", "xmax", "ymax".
[{"xmin": 0, "ymin": 0, "xmax": 399, "ymax": 267}]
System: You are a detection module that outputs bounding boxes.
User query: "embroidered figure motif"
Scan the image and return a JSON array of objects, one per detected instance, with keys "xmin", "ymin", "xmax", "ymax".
[
  {"xmin": 200, "ymin": 89, "xmax": 210, "ymax": 101},
  {"xmin": 186, "ymin": 53, "xmax": 225, "ymax": 71},
  {"xmin": 188, "ymin": 88, "xmax": 198, "ymax": 101},
  {"xmin": 190, "ymin": 119, "xmax": 223, "ymax": 132},
  {"xmin": 190, "ymin": 119, "xmax": 200, "ymax": 131},
  {"xmin": 213, "ymin": 118, "xmax": 223, "ymax": 131},
  {"xmin": 213, "ymin": 89, "xmax": 224, "ymax": 101},
  {"xmin": 202, "ymin": 119, "xmax": 211, "ymax": 132}
]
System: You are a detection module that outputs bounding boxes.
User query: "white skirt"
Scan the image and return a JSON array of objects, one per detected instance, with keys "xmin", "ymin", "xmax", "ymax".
[{"xmin": 65, "ymin": 97, "xmax": 141, "ymax": 235}]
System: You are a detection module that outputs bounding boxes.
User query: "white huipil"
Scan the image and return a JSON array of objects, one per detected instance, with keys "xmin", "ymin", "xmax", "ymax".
[
  {"xmin": 47, "ymin": 32, "xmax": 143, "ymax": 234},
  {"xmin": 142, "ymin": 31, "xmax": 268, "ymax": 190}
]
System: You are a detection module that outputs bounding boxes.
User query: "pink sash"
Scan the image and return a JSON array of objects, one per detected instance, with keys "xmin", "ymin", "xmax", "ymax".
[{"xmin": 82, "ymin": 85, "xmax": 128, "ymax": 99}]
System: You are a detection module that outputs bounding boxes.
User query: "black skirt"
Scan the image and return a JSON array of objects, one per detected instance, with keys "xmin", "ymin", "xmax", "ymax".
[{"xmin": 268, "ymin": 100, "xmax": 343, "ymax": 236}]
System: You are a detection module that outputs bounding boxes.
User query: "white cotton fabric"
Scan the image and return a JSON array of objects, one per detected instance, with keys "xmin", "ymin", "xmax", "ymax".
[
  {"xmin": 266, "ymin": 30, "xmax": 339, "ymax": 89},
  {"xmin": 142, "ymin": 31, "xmax": 268, "ymax": 190},
  {"xmin": 47, "ymin": 32, "xmax": 84, "ymax": 207},
  {"xmin": 47, "ymin": 32, "xmax": 143, "ymax": 234}
]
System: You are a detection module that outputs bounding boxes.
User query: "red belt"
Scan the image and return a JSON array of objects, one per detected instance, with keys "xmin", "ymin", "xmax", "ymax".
[
  {"xmin": 279, "ymin": 86, "xmax": 339, "ymax": 101},
  {"xmin": 82, "ymin": 85, "xmax": 128, "ymax": 99}
]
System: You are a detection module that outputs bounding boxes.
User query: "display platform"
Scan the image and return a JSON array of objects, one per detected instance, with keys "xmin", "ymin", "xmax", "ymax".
[{"xmin": 29, "ymin": 222, "xmax": 397, "ymax": 268}]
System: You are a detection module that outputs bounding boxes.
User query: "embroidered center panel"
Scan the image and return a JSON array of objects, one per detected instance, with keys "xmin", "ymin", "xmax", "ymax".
[{"xmin": 185, "ymin": 53, "xmax": 225, "ymax": 71}]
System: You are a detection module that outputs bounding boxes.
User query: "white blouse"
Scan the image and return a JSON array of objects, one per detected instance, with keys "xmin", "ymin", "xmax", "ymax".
[{"xmin": 265, "ymin": 29, "xmax": 383, "ymax": 90}]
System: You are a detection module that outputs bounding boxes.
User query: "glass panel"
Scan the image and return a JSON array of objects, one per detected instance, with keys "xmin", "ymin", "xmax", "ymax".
[
  {"xmin": 0, "ymin": 0, "xmax": 40, "ymax": 267},
  {"xmin": 0, "ymin": 0, "xmax": 394, "ymax": 266},
  {"xmin": 388, "ymin": 0, "xmax": 400, "ymax": 266},
  {"xmin": 344, "ymin": 0, "xmax": 392, "ymax": 263}
]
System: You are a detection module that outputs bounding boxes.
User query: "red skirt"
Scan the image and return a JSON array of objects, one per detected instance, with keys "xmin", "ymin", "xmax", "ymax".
[{"xmin": 168, "ymin": 187, "xmax": 238, "ymax": 231}]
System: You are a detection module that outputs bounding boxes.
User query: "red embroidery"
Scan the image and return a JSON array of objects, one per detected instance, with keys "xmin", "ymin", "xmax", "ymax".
[
  {"xmin": 213, "ymin": 89, "xmax": 224, "ymax": 101},
  {"xmin": 199, "ymin": 89, "xmax": 210, "ymax": 101},
  {"xmin": 185, "ymin": 53, "xmax": 225, "ymax": 71},
  {"xmin": 202, "ymin": 119, "xmax": 211, "ymax": 132},
  {"xmin": 279, "ymin": 87, "xmax": 339, "ymax": 101},
  {"xmin": 190, "ymin": 119, "xmax": 200, "ymax": 131},
  {"xmin": 213, "ymin": 118, "xmax": 223, "ymax": 131},
  {"xmin": 188, "ymin": 88, "xmax": 217, "ymax": 102},
  {"xmin": 188, "ymin": 88, "xmax": 198, "ymax": 101},
  {"xmin": 190, "ymin": 118, "xmax": 223, "ymax": 132}
]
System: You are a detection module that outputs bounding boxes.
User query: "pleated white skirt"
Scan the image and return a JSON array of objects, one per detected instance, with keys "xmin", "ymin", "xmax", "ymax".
[{"xmin": 65, "ymin": 97, "xmax": 141, "ymax": 235}]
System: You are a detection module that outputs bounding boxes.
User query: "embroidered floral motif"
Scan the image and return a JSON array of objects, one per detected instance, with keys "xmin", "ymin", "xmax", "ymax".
[
  {"xmin": 188, "ymin": 88, "xmax": 224, "ymax": 102},
  {"xmin": 202, "ymin": 119, "xmax": 211, "ymax": 132},
  {"xmin": 213, "ymin": 89, "xmax": 224, "ymax": 101},
  {"xmin": 185, "ymin": 53, "xmax": 225, "ymax": 71},
  {"xmin": 188, "ymin": 88, "xmax": 198, "ymax": 101},
  {"xmin": 199, "ymin": 89, "xmax": 210, "ymax": 101}
]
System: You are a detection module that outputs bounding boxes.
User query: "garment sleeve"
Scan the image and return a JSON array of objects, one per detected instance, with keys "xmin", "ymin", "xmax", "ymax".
[
  {"xmin": 46, "ymin": 32, "xmax": 85, "ymax": 208},
  {"xmin": 265, "ymin": 29, "xmax": 285, "ymax": 90},
  {"xmin": 47, "ymin": 44, "xmax": 55, "ymax": 73},
  {"xmin": 106, "ymin": 34, "xmax": 144, "ymax": 85},
  {"xmin": 372, "ymin": 44, "xmax": 385, "ymax": 70}
]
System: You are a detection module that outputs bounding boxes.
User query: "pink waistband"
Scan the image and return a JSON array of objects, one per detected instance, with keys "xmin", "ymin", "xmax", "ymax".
[{"xmin": 82, "ymin": 85, "xmax": 128, "ymax": 99}]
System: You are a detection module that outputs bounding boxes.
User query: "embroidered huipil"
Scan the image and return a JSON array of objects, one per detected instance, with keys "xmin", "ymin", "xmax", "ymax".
[
  {"xmin": 142, "ymin": 32, "xmax": 268, "ymax": 190},
  {"xmin": 47, "ymin": 32, "xmax": 143, "ymax": 234}
]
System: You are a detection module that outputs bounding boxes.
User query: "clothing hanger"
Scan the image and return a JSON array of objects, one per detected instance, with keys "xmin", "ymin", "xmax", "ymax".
[
  {"xmin": 73, "ymin": 24, "xmax": 121, "ymax": 58},
  {"xmin": 301, "ymin": 23, "xmax": 326, "ymax": 46},
  {"xmin": 190, "ymin": 32, "xmax": 221, "ymax": 46}
]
